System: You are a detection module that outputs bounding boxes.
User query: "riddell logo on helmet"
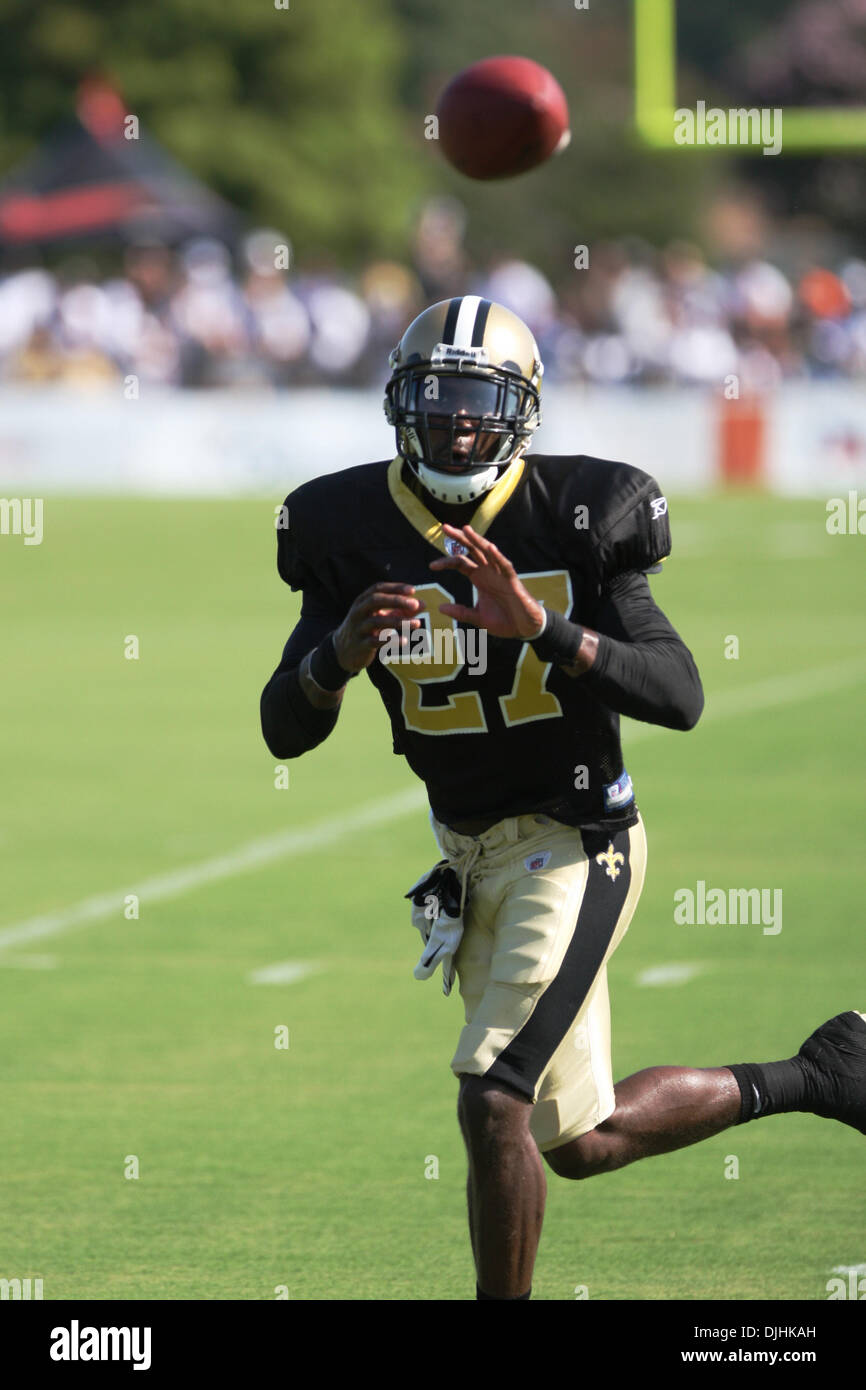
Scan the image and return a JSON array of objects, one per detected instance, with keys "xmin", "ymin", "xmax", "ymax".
[{"xmin": 431, "ymin": 342, "xmax": 490, "ymax": 366}]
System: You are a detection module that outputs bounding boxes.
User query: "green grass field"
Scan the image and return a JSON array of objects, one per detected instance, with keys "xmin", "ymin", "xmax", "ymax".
[{"xmin": 1, "ymin": 490, "xmax": 864, "ymax": 1301}]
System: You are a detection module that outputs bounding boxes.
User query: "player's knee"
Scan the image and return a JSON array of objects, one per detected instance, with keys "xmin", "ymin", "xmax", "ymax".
[
  {"xmin": 457, "ymin": 1074, "xmax": 531, "ymax": 1147},
  {"xmin": 543, "ymin": 1131, "xmax": 603, "ymax": 1180}
]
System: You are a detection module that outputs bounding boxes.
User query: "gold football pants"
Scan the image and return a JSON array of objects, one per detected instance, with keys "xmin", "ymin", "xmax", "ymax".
[{"xmin": 431, "ymin": 811, "xmax": 647, "ymax": 1151}]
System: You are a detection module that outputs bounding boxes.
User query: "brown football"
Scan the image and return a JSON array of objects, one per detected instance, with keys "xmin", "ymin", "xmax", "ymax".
[{"xmin": 435, "ymin": 56, "xmax": 570, "ymax": 181}]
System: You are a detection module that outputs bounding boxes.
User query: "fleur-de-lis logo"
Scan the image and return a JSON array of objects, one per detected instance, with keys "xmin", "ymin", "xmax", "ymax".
[{"xmin": 595, "ymin": 842, "xmax": 624, "ymax": 881}]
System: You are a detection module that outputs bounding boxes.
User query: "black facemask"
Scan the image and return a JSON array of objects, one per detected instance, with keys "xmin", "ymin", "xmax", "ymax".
[{"xmin": 387, "ymin": 369, "xmax": 535, "ymax": 471}]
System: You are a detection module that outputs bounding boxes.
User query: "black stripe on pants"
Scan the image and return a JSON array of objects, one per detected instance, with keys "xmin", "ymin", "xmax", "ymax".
[{"xmin": 485, "ymin": 825, "xmax": 633, "ymax": 1102}]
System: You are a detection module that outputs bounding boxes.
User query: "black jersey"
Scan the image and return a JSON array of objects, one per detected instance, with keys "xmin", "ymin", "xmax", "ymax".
[{"xmin": 261, "ymin": 453, "xmax": 703, "ymax": 831}]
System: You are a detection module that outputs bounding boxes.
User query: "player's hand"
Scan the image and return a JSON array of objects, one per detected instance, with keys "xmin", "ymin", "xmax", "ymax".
[
  {"xmin": 334, "ymin": 582, "xmax": 425, "ymax": 671},
  {"xmin": 429, "ymin": 525, "xmax": 545, "ymax": 639}
]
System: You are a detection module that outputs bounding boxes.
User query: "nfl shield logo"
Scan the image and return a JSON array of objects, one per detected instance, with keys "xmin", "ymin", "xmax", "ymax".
[
  {"xmin": 445, "ymin": 537, "xmax": 469, "ymax": 557},
  {"xmin": 525, "ymin": 850, "xmax": 552, "ymax": 872}
]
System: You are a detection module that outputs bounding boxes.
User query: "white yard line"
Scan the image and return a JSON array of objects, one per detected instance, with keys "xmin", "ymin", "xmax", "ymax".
[
  {"xmin": 625, "ymin": 656, "xmax": 866, "ymax": 744},
  {"xmin": 666, "ymin": 521, "xmax": 832, "ymax": 558},
  {"xmin": 636, "ymin": 963, "xmax": 706, "ymax": 987},
  {"xmin": 247, "ymin": 960, "xmax": 322, "ymax": 986},
  {"xmin": 701, "ymin": 657, "xmax": 866, "ymax": 721},
  {"xmin": 0, "ymin": 786, "xmax": 425, "ymax": 951},
  {"xmin": 0, "ymin": 953, "xmax": 58, "ymax": 970},
  {"xmin": 0, "ymin": 658, "xmax": 863, "ymax": 953},
  {"xmin": 769, "ymin": 521, "xmax": 832, "ymax": 558}
]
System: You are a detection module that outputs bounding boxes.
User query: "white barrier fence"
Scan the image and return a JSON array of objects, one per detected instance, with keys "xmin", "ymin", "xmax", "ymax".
[{"xmin": 0, "ymin": 383, "xmax": 864, "ymax": 497}]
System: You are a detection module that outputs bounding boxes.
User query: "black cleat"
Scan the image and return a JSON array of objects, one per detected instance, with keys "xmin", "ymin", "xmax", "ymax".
[{"xmin": 797, "ymin": 1010, "xmax": 866, "ymax": 1134}]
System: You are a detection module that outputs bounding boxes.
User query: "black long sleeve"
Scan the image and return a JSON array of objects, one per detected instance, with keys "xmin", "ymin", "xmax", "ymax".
[
  {"xmin": 580, "ymin": 570, "xmax": 704, "ymax": 731},
  {"xmin": 260, "ymin": 592, "xmax": 345, "ymax": 759}
]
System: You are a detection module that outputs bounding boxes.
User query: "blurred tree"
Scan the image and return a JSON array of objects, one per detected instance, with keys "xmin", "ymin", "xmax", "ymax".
[
  {"xmin": 2, "ymin": 0, "xmax": 860, "ymax": 273},
  {"xmin": 677, "ymin": 0, "xmax": 795, "ymax": 78},
  {"xmin": 681, "ymin": 0, "xmax": 866, "ymax": 250},
  {"xmin": 0, "ymin": 0, "xmax": 422, "ymax": 264}
]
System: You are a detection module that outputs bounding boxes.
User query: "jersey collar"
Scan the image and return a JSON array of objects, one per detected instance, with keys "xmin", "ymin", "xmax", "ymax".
[{"xmin": 386, "ymin": 455, "xmax": 525, "ymax": 554}]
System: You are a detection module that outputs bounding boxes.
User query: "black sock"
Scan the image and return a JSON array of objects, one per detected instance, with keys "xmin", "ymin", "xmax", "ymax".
[
  {"xmin": 476, "ymin": 1284, "xmax": 531, "ymax": 1300},
  {"xmin": 727, "ymin": 1057, "xmax": 813, "ymax": 1122}
]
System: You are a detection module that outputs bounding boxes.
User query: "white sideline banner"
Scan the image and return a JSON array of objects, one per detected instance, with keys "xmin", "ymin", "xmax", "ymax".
[
  {"xmin": 539, "ymin": 385, "xmax": 711, "ymax": 490},
  {"xmin": 0, "ymin": 387, "xmax": 395, "ymax": 497},
  {"xmin": 0, "ymin": 383, "xmax": 862, "ymax": 497},
  {"xmin": 764, "ymin": 382, "xmax": 866, "ymax": 497},
  {"xmin": 0, "ymin": 385, "xmax": 714, "ymax": 496}
]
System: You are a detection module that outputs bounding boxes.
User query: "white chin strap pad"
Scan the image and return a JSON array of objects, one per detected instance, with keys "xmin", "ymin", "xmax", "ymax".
[{"xmin": 415, "ymin": 460, "xmax": 500, "ymax": 504}]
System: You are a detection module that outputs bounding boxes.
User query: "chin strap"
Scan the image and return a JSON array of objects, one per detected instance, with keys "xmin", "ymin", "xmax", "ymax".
[{"xmin": 415, "ymin": 458, "xmax": 500, "ymax": 504}]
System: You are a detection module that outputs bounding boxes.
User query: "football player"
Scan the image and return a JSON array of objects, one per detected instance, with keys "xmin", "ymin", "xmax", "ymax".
[{"xmin": 260, "ymin": 297, "xmax": 866, "ymax": 1300}]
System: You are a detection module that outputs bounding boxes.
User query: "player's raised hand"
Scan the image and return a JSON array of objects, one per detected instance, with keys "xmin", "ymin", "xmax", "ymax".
[
  {"xmin": 334, "ymin": 582, "xmax": 425, "ymax": 671},
  {"xmin": 430, "ymin": 524, "xmax": 545, "ymax": 639}
]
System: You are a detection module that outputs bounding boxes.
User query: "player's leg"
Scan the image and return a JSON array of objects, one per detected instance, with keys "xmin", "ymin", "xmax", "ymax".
[
  {"xmin": 444, "ymin": 832, "xmax": 539, "ymax": 1297},
  {"xmin": 544, "ymin": 1011, "xmax": 866, "ymax": 1180},
  {"xmin": 457, "ymin": 1074, "xmax": 546, "ymax": 1299},
  {"xmin": 448, "ymin": 853, "xmax": 546, "ymax": 1299},
  {"xmin": 447, "ymin": 811, "xmax": 646, "ymax": 1298},
  {"xmin": 543, "ymin": 1064, "xmax": 740, "ymax": 1177}
]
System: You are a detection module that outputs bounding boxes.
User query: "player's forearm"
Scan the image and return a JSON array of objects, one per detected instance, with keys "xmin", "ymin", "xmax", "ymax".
[
  {"xmin": 260, "ymin": 639, "xmax": 348, "ymax": 759},
  {"xmin": 260, "ymin": 667, "xmax": 342, "ymax": 758},
  {"xmin": 583, "ymin": 631, "xmax": 704, "ymax": 730},
  {"xmin": 530, "ymin": 609, "xmax": 704, "ymax": 731}
]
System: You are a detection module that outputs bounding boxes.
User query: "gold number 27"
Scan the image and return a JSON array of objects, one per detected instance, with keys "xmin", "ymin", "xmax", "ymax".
[{"xmin": 383, "ymin": 570, "xmax": 573, "ymax": 736}]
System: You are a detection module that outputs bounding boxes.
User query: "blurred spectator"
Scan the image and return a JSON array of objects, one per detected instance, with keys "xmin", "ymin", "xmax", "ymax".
[
  {"xmin": 2, "ymin": 231, "xmax": 865, "ymax": 390},
  {"xmin": 412, "ymin": 196, "xmax": 469, "ymax": 302},
  {"xmin": 241, "ymin": 230, "xmax": 311, "ymax": 383},
  {"xmin": 289, "ymin": 275, "xmax": 369, "ymax": 382},
  {"xmin": 474, "ymin": 257, "xmax": 557, "ymax": 338},
  {"xmin": 0, "ymin": 268, "xmax": 56, "ymax": 358}
]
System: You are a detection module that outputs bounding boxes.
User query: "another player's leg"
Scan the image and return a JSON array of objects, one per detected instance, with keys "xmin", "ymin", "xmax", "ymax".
[{"xmin": 544, "ymin": 1010, "xmax": 866, "ymax": 1180}]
